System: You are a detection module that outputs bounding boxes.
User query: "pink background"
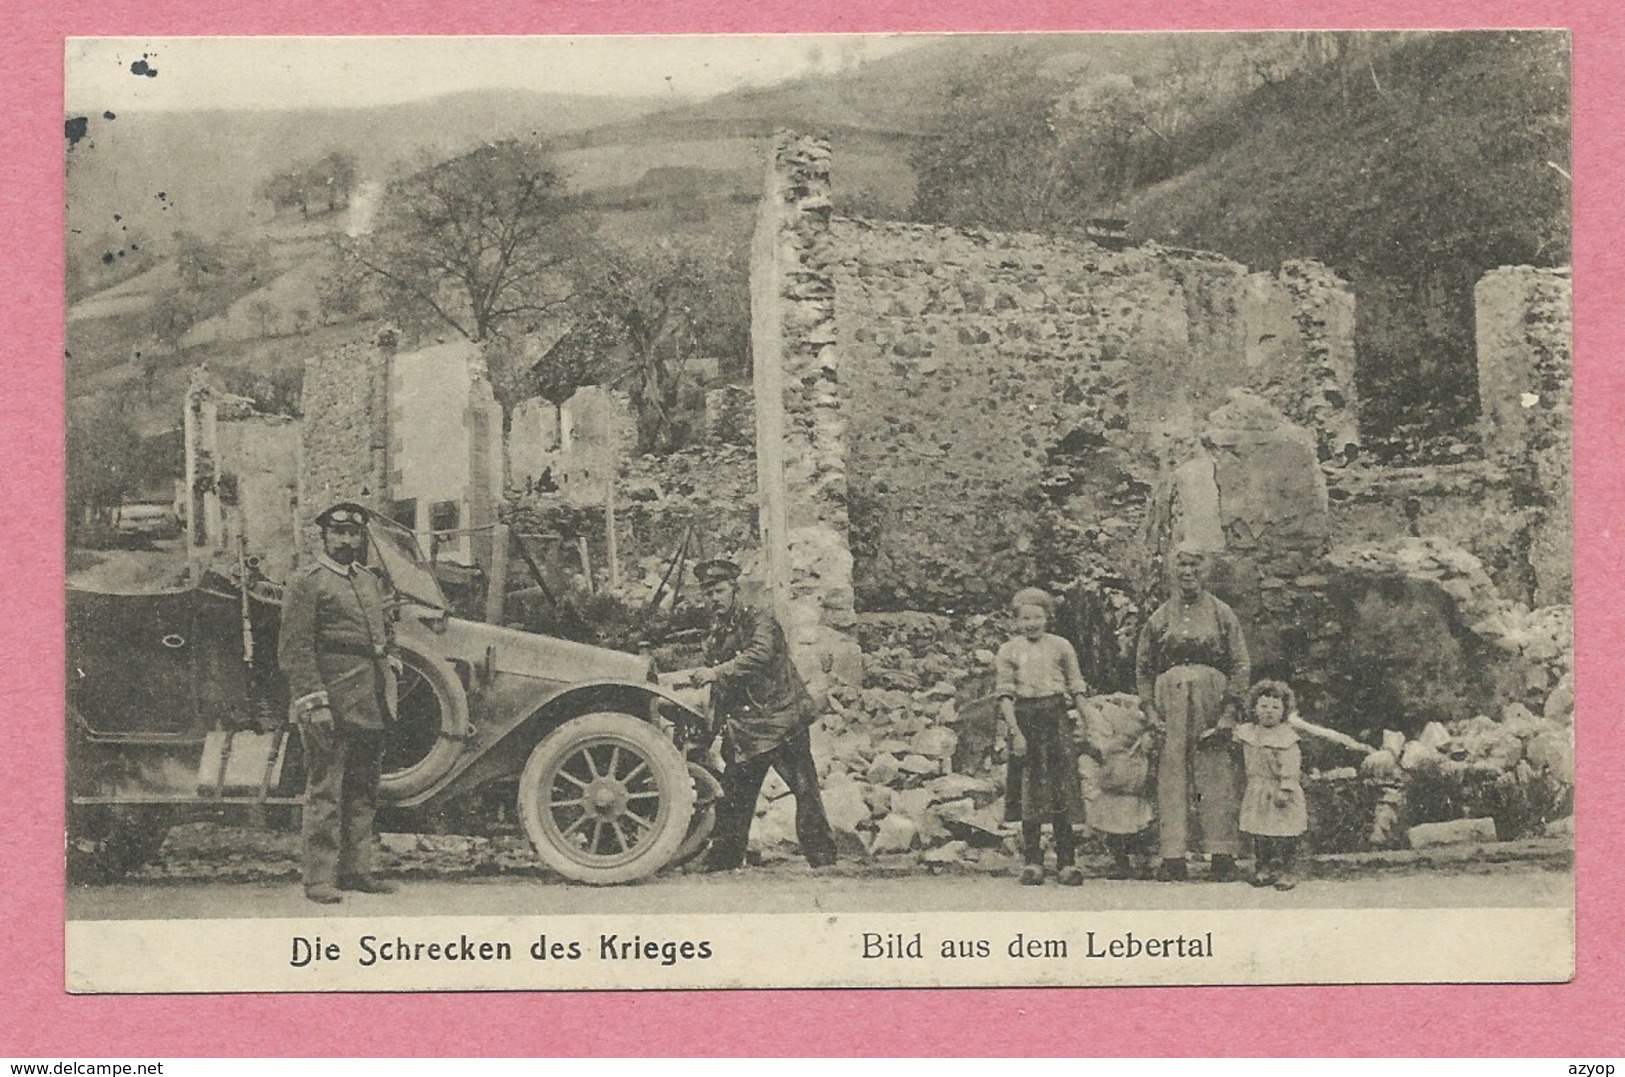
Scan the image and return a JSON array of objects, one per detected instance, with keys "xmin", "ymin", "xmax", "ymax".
[{"xmin": 5, "ymin": 0, "xmax": 1622, "ymax": 1057}]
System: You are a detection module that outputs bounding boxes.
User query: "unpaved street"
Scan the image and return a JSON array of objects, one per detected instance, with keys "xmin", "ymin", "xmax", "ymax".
[{"xmin": 67, "ymin": 861, "xmax": 1572, "ymax": 921}]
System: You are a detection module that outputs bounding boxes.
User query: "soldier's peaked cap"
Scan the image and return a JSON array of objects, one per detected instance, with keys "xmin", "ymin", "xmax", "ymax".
[
  {"xmin": 315, "ymin": 501, "xmax": 371, "ymax": 530},
  {"xmin": 694, "ymin": 558, "xmax": 741, "ymax": 585}
]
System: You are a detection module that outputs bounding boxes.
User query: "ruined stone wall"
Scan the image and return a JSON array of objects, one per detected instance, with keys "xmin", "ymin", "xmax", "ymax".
[
  {"xmin": 389, "ymin": 341, "xmax": 490, "ymax": 564},
  {"xmin": 298, "ymin": 340, "xmax": 390, "ymax": 554},
  {"xmin": 507, "ymin": 397, "xmax": 560, "ymax": 490},
  {"xmin": 827, "ymin": 217, "xmax": 1357, "ymax": 611},
  {"xmin": 1326, "ymin": 461, "xmax": 1532, "ymax": 600},
  {"xmin": 215, "ymin": 416, "xmax": 301, "ymax": 582},
  {"xmin": 556, "ymin": 386, "xmax": 633, "ymax": 507},
  {"xmin": 1272, "ymin": 260, "xmax": 1361, "ymax": 458},
  {"xmin": 702, "ymin": 384, "xmax": 755, "ymax": 447},
  {"xmin": 750, "ymin": 133, "xmax": 862, "ymax": 701},
  {"xmin": 184, "ymin": 371, "xmax": 303, "ymax": 582},
  {"xmin": 1142, "ymin": 392, "xmax": 1334, "ymax": 687},
  {"xmin": 1475, "ymin": 266, "xmax": 1572, "ymax": 603}
]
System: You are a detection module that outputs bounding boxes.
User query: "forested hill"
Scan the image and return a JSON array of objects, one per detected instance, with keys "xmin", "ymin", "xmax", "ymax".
[{"xmin": 896, "ymin": 31, "xmax": 1571, "ymax": 448}]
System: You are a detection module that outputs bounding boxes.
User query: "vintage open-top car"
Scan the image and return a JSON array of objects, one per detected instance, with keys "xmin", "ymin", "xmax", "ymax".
[{"xmin": 67, "ymin": 517, "xmax": 720, "ymax": 885}]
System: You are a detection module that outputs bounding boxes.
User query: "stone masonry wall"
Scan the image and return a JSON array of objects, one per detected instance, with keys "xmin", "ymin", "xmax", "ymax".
[
  {"xmin": 750, "ymin": 133, "xmax": 863, "ymax": 701},
  {"xmin": 1475, "ymin": 266, "xmax": 1572, "ymax": 604},
  {"xmin": 215, "ymin": 415, "xmax": 302, "ymax": 582},
  {"xmin": 827, "ymin": 216, "xmax": 1358, "ymax": 611},
  {"xmin": 1325, "ymin": 461, "xmax": 1532, "ymax": 600},
  {"xmin": 299, "ymin": 338, "xmax": 391, "ymax": 555}
]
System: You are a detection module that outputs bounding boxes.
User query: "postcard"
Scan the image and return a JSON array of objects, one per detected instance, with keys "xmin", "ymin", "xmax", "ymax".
[{"xmin": 61, "ymin": 30, "xmax": 1575, "ymax": 994}]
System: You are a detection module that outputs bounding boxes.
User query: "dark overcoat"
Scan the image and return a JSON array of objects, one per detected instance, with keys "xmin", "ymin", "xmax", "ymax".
[{"xmin": 704, "ymin": 600, "xmax": 816, "ymax": 761}]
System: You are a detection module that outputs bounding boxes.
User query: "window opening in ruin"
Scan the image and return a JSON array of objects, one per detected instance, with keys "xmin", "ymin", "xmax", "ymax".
[
  {"xmin": 430, "ymin": 500, "xmax": 461, "ymax": 534},
  {"xmin": 389, "ymin": 498, "xmax": 419, "ymax": 531}
]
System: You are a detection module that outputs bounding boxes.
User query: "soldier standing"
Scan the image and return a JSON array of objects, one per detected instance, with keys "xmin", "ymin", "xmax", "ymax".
[
  {"xmin": 278, "ymin": 501, "xmax": 401, "ymax": 904},
  {"xmin": 690, "ymin": 558, "xmax": 837, "ymax": 871}
]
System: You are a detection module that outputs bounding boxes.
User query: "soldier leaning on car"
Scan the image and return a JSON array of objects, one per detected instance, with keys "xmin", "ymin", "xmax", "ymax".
[
  {"xmin": 277, "ymin": 500, "xmax": 402, "ymax": 904},
  {"xmin": 690, "ymin": 558, "xmax": 837, "ymax": 872}
]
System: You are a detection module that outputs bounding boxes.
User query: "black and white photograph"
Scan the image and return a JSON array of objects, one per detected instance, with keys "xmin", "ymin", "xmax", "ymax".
[{"xmin": 62, "ymin": 31, "xmax": 1574, "ymax": 992}]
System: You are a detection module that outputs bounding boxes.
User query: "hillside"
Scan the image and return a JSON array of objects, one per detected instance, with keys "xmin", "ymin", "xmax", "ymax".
[
  {"xmin": 64, "ymin": 31, "xmax": 1570, "ymax": 468},
  {"xmin": 65, "ymin": 89, "xmax": 671, "ymax": 279},
  {"xmin": 1119, "ymin": 30, "xmax": 1570, "ymax": 444}
]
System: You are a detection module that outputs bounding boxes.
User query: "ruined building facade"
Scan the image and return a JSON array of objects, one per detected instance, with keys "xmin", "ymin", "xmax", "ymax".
[
  {"xmin": 750, "ymin": 132, "xmax": 1571, "ymax": 711},
  {"xmin": 186, "ymin": 336, "xmax": 506, "ymax": 582}
]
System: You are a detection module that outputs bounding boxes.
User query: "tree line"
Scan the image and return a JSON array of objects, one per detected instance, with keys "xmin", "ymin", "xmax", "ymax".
[
  {"xmin": 259, "ymin": 150, "xmax": 360, "ymax": 219},
  {"xmin": 328, "ymin": 139, "xmax": 748, "ymax": 455}
]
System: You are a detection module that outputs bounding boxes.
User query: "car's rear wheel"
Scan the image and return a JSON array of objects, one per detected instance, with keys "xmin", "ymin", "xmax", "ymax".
[
  {"xmin": 66, "ymin": 804, "xmax": 174, "ymax": 883},
  {"xmin": 517, "ymin": 712, "xmax": 694, "ymax": 885}
]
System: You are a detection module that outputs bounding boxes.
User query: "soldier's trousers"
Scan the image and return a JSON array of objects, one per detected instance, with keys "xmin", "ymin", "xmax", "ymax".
[
  {"xmin": 300, "ymin": 722, "xmax": 383, "ymax": 887},
  {"xmin": 705, "ymin": 727, "xmax": 837, "ymax": 869}
]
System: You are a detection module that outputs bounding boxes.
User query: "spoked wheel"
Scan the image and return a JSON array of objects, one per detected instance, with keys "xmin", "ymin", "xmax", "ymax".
[{"xmin": 517, "ymin": 712, "xmax": 695, "ymax": 885}]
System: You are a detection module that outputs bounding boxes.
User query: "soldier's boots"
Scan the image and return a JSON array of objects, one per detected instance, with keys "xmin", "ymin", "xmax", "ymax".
[
  {"xmin": 339, "ymin": 875, "xmax": 399, "ymax": 894},
  {"xmin": 305, "ymin": 885, "xmax": 343, "ymax": 905}
]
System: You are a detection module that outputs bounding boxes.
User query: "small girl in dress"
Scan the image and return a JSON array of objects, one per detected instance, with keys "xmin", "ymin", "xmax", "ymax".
[
  {"xmin": 1080, "ymin": 697, "xmax": 1156, "ymax": 880},
  {"xmin": 996, "ymin": 587, "xmax": 1091, "ymax": 886},
  {"xmin": 1235, "ymin": 680, "xmax": 1370, "ymax": 890}
]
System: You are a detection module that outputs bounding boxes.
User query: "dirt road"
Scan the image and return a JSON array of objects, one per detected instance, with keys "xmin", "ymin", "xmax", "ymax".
[{"xmin": 67, "ymin": 860, "xmax": 1572, "ymax": 920}]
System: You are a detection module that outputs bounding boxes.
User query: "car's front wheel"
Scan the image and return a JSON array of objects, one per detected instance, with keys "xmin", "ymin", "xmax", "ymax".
[{"xmin": 517, "ymin": 711, "xmax": 695, "ymax": 885}]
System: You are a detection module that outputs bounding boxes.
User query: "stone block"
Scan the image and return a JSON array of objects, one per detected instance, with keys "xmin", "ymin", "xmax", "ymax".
[
  {"xmin": 1524, "ymin": 729, "xmax": 1574, "ymax": 784},
  {"xmin": 911, "ymin": 726, "xmax": 959, "ymax": 760},
  {"xmin": 1406, "ymin": 817, "xmax": 1499, "ymax": 848},
  {"xmin": 379, "ymin": 833, "xmax": 421, "ymax": 854},
  {"xmin": 922, "ymin": 840, "xmax": 971, "ymax": 866},
  {"xmin": 863, "ymin": 754, "xmax": 901, "ymax": 787},
  {"xmin": 1543, "ymin": 674, "xmax": 1574, "ymax": 725},
  {"xmin": 923, "ymin": 773, "xmax": 1001, "ymax": 808},
  {"xmin": 897, "ymin": 754, "xmax": 941, "ymax": 776},
  {"xmin": 822, "ymin": 780, "xmax": 873, "ymax": 836},
  {"xmin": 872, "ymin": 812, "xmax": 921, "ymax": 855}
]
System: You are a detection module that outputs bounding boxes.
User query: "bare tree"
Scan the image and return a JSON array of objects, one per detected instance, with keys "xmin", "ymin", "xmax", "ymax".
[{"xmin": 341, "ymin": 140, "xmax": 590, "ymax": 343}]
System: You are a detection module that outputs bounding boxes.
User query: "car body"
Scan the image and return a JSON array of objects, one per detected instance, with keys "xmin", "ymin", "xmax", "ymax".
[{"xmin": 67, "ymin": 517, "xmax": 717, "ymax": 885}]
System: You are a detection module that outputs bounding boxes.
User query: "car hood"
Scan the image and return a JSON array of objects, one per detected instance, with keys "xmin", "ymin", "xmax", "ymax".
[{"xmin": 405, "ymin": 609, "xmax": 654, "ymax": 685}]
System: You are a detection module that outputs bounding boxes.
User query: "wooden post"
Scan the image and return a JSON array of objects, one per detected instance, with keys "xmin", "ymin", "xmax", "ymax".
[
  {"xmin": 484, "ymin": 522, "xmax": 509, "ymax": 624},
  {"xmin": 605, "ymin": 481, "xmax": 620, "ymax": 591},
  {"xmin": 578, "ymin": 535, "xmax": 595, "ymax": 593}
]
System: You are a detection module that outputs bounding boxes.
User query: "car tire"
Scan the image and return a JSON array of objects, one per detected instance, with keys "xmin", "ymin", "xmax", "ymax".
[
  {"xmin": 66, "ymin": 804, "xmax": 173, "ymax": 883},
  {"xmin": 378, "ymin": 638, "xmax": 471, "ymax": 802},
  {"xmin": 666, "ymin": 762, "xmax": 722, "ymax": 871},
  {"xmin": 517, "ymin": 711, "xmax": 695, "ymax": 885}
]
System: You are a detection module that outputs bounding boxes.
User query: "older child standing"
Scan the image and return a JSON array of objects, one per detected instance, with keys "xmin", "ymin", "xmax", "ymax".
[
  {"xmin": 1235, "ymin": 680, "xmax": 1370, "ymax": 890},
  {"xmin": 997, "ymin": 587, "xmax": 1091, "ymax": 886}
]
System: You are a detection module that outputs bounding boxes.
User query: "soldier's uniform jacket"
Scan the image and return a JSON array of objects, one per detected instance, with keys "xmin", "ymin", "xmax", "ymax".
[
  {"xmin": 704, "ymin": 599, "xmax": 816, "ymax": 761},
  {"xmin": 278, "ymin": 554, "xmax": 399, "ymax": 730}
]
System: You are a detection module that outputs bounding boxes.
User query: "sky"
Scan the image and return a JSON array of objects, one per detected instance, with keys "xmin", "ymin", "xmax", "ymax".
[{"xmin": 65, "ymin": 35, "xmax": 933, "ymax": 113}]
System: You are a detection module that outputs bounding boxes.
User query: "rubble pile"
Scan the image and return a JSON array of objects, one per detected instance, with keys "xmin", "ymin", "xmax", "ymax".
[
  {"xmin": 741, "ymin": 612, "xmax": 1159, "ymax": 868},
  {"xmin": 745, "ymin": 610, "xmax": 1010, "ymax": 866},
  {"xmin": 1327, "ymin": 536, "xmax": 1573, "ymax": 725},
  {"xmin": 501, "ymin": 444, "xmax": 758, "ymax": 607},
  {"xmin": 768, "ymin": 687, "xmax": 1015, "ymax": 866},
  {"xmin": 1364, "ymin": 690, "xmax": 1574, "ymax": 789}
]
